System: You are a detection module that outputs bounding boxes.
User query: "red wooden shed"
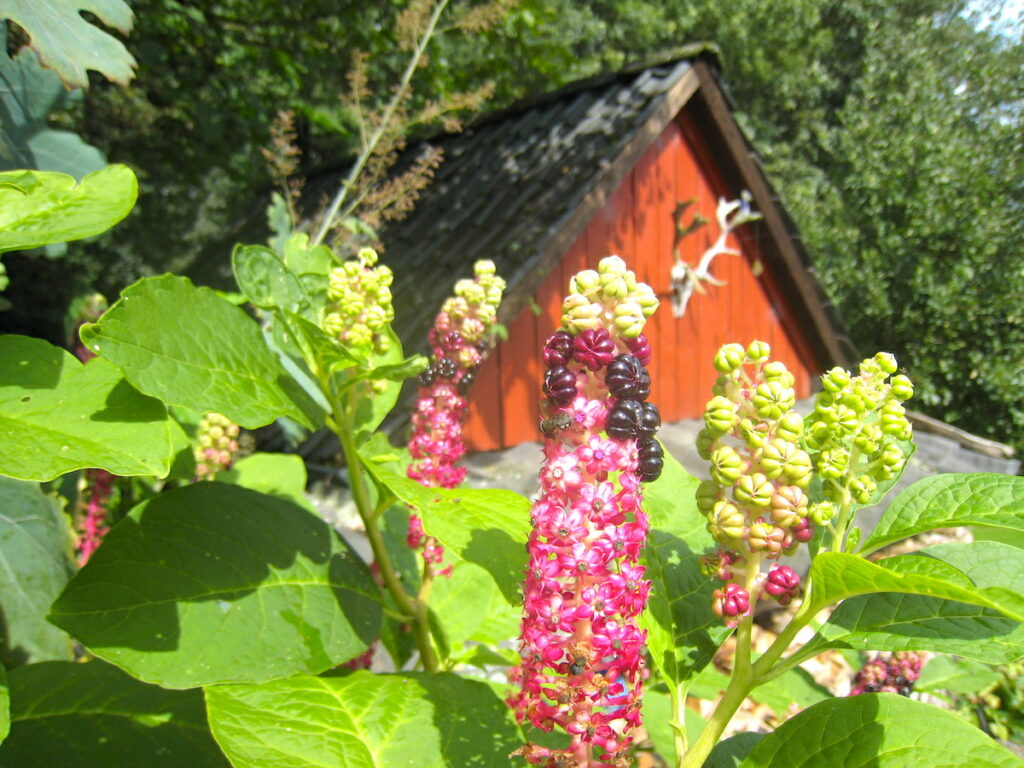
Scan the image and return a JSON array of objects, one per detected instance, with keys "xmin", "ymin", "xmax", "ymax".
[{"xmin": 375, "ymin": 50, "xmax": 851, "ymax": 452}]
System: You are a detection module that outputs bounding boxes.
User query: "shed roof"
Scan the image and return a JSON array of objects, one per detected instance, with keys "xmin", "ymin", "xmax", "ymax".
[{"xmin": 303, "ymin": 48, "xmax": 852, "ymax": 370}]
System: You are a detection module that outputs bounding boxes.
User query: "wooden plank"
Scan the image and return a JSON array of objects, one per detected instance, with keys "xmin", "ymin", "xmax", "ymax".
[
  {"xmin": 501, "ymin": 305, "xmax": 543, "ymax": 446},
  {"xmin": 463, "ymin": 343, "xmax": 504, "ymax": 451}
]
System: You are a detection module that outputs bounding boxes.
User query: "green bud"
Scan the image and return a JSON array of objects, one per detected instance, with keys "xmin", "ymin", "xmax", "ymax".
[
  {"xmin": 713, "ymin": 343, "xmax": 746, "ymax": 373},
  {"xmin": 710, "ymin": 445, "xmax": 744, "ymax": 486},
  {"xmin": 704, "ymin": 396, "xmax": 738, "ymax": 434},
  {"xmin": 890, "ymin": 374, "xmax": 914, "ymax": 401},
  {"xmin": 377, "ymin": 264, "xmax": 394, "ymax": 287},
  {"xmin": 474, "ymin": 259, "xmax": 496, "ymax": 277},
  {"xmin": 598, "ymin": 255, "xmax": 627, "ymax": 276},
  {"xmin": 746, "ymin": 339, "xmax": 771, "ymax": 361},
  {"xmin": 570, "ymin": 269, "xmax": 601, "ymax": 296},
  {"xmin": 346, "ymin": 323, "xmax": 373, "ymax": 348},
  {"xmin": 808, "ymin": 501, "xmax": 836, "ymax": 525},
  {"xmin": 323, "ymin": 312, "xmax": 345, "ymax": 337},
  {"xmin": 734, "ymin": 472, "xmax": 774, "ymax": 508},
  {"xmin": 600, "ymin": 273, "xmax": 629, "ymax": 300},
  {"xmin": 849, "ymin": 474, "xmax": 877, "ymax": 505},
  {"xmin": 632, "ymin": 284, "xmax": 659, "ymax": 317},
  {"xmin": 358, "ymin": 247, "xmax": 379, "ymax": 266},
  {"xmin": 874, "ymin": 352, "xmax": 898, "ymax": 375}
]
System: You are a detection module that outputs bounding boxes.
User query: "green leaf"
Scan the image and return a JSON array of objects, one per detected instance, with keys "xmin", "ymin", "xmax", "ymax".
[
  {"xmin": 705, "ymin": 733, "xmax": 764, "ymax": 768},
  {"xmin": 231, "ymin": 244, "xmax": 306, "ymax": 312},
  {"xmin": 351, "ymin": 328, "xmax": 406, "ymax": 441},
  {"xmin": 430, "ymin": 559, "xmax": 521, "ymax": 656},
  {"xmin": 218, "ymin": 452, "xmax": 314, "ymax": 513},
  {"xmin": 640, "ymin": 449, "xmax": 731, "ymax": 686},
  {"xmin": 282, "ymin": 232, "xmax": 333, "ymax": 276},
  {"xmin": 805, "ymin": 550, "xmax": 1024, "ymax": 621},
  {"xmin": 0, "ymin": 660, "xmax": 229, "ymax": 767},
  {"xmin": 0, "ymin": 50, "xmax": 105, "ymax": 180},
  {"xmin": 811, "ymin": 542, "xmax": 1024, "ymax": 663},
  {"xmin": 750, "ymin": 667, "xmax": 830, "ymax": 718},
  {"xmin": 48, "ymin": 482, "xmax": 380, "ymax": 688},
  {"xmin": 359, "ymin": 457, "xmax": 531, "ymax": 604},
  {"xmin": 1, "ymin": 0, "xmax": 136, "ymax": 89},
  {"xmin": 80, "ymin": 275, "xmax": 324, "ymax": 430},
  {"xmin": 737, "ymin": 693, "xmax": 1023, "ymax": 767},
  {"xmin": 0, "ymin": 335, "xmax": 173, "ymax": 481},
  {"xmin": 205, "ymin": 671, "xmax": 523, "ymax": 768},
  {"xmin": 266, "ymin": 193, "xmax": 292, "ymax": 257},
  {"xmin": 860, "ymin": 474, "xmax": 1024, "ymax": 555},
  {"xmin": 0, "ymin": 664, "xmax": 8, "ymax": 745},
  {"xmin": 0, "ymin": 166, "xmax": 137, "ymax": 254},
  {"xmin": 916, "ymin": 655, "xmax": 1002, "ymax": 696},
  {"xmin": 0, "ymin": 477, "xmax": 75, "ymax": 667}
]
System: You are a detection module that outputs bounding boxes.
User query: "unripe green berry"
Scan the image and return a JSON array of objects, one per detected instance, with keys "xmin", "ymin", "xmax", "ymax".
[
  {"xmin": 696, "ymin": 428, "xmax": 717, "ymax": 460},
  {"xmin": 571, "ymin": 269, "xmax": 601, "ymax": 296},
  {"xmin": 821, "ymin": 367, "xmax": 851, "ymax": 393},
  {"xmin": 598, "ymin": 255, "xmax": 627, "ymax": 276},
  {"xmin": 775, "ymin": 411, "xmax": 804, "ymax": 442},
  {"xmin": 711, "ymin": 445, "xmax": 744, "ymax": 486},
  {"xmin": 808, "ymin": 501, "xmax": 836, "ymax": 525},
  {"xmin": 817, "ymin": 447, "xmax": 849, "ymax": 479},
  {"xmin": 875, "ymin": 352, "xmax": 898, "ymax": 375},
  {"xmin": 704, "ymin": 396, "xmax": 738, "ymax": 434},
  {"xmin": 891, "ymin": 374, "xmax": 914, "ymax": 401},
  {"xmin": 747, "ymin": 340, "xmax": 771, "ymax": 361},
  {"xmin": 474, "ymin": 259, "xmax": 496, "ymax": 277},
  {"xmin": 713, "ymin": 343, "xmax": 746, "ymax": 373},
  {"xmin": 739, "ymin": 418, "xmax": 769, "ymax": 450},
  {"xmin": 748, "ymin": 521, "xmax": 784, "ymax": 554},
  {"xmin": 753, "ymin": 381, "xmax": 795, "ymax": 420},
  {"xmin": 696, "ymin": 480, "xmax": 721, "ymax": 514},
  {"xmin": 708, "ymin": 500, "xmax": 746, "ymax": 542},
  {"xmin": 759, "ymin": 438, "xmax": 796, "ymax": 480},
  {"xmin": 323, "ymin": 312, "xmax": 345, "ymax": 337},
  {"xmin": 881, "ymin": 442, "xmax": 905, "ymax": 470},
  {"xmin": 734, "ymin": 472, "xmax": 774, "ymax": 508},
  {"xmin": 782, "ymin": 449, "xmax": 813, "ymax": 487},
  {"xmin": 762, "ymin": 361, "xmax": 794, "ymax": 387},
  {"xmin": 770, "ymin": 485, "xmax": 808, "ymax": 528},
  {"xmin": 849, "ymin": 474, "xmax": 877, "ymax": 505},
  {"xmin": 854, "ymin": 424, "xmax": 882, "ymax": 454}
]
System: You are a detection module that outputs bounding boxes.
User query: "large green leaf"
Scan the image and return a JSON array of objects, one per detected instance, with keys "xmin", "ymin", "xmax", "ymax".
[
  {"xmin": 80, "ymin": 275, "xmax": 324, "ymax": 430},
  {"xmin": 1, "ymin": 0, "xmax": 136, "ymax": 89},
  {"xmin": 0, "ymin": 166, "xmax": 137, "ymax": 254},
  {"xmin": 915, "ymin": 655, "xmax": 1002, "ymax": 696},
  {"xmin": 0, "ymin": 335, "xmax": 173, "ymax": 481},
  {"xmin": 737, "ymin": 693, "xmax": 1022, "ymax": 767},
  {"xmin": 218, "ymin": 452, "xmax": 314, "ymax": 513},
  {"xmin": 0, "ymin": 50, "xmax": 105, "ymax": 180},
  {"xmin": 0, "ymin": 477, "xmax": 75, "ymax": 667},
  {"xmin": 805, "ymin": 550, "xmax": 1024, "ymax": 621},
  {"xmin": 429, "ymin": 559, "xmax": 521, "ymax": 659},
  {"xmin": 809, "ymin": 541, "xmax": 1024, "ymax": 663},
  {"xmin": 231, "ymin": 244, "xmax": 306, "ymax": 313},
  {"xmin": 205, "ymin": 671, "xmax": 522, "ymax": 768},
  {"xmin": 640, "ymin": 449, "xmax": 731, "ymax": 686},
  {"xmin": 359, "ymin": 457, "xmax": 531, "ymax": 604},
  {"xmin": 0, "ymin": 661, "xmax": 229, "ymax": 767},
  {"xmin": 860, "ymin": 474, "xmax": 1024, "ymax": 555},
  {"xmin": 48, "ymin": 482, "xmax": 380, "ymax": 688}
]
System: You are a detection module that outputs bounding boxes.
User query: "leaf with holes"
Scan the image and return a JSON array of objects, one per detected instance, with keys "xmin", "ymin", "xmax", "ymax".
[
  {"xmin": 0, "ymin": 661, "xmax": 229, "ymax": 767},
  {"xmin": 1, "ymin": 0, "xmax": 136, "ymax": 89},
  {"xmin": 738, "ymin": 693, "xmax": 1022, "ymax": 767},
  {"xmin": 0, "ymin": 335, "xmax": 173, "ymax": 481},
  {"xmin": 0, "ymin": 477, "xmax": 75, "ymax": 667},
  {"xmin": 205, "ymin": 671, "xmax": 522, "ymax": 768},
  {"xmin": 48, "ymin": 482, "xmax": 381, "ymax": 688},
  {"xmin": 80, "ymin": 275, "xmax": 324, "ymax": 430},
  {"xmin": 640, "ymin": 449, "xmax": 730, "ymax": 686},
  {"xmin": 860, "ymin": 473, "xmax": 1024, "ymax": 555},
  {"xmin": 0, "ymin": 166, "xmax": 137, "ymax": 254}
]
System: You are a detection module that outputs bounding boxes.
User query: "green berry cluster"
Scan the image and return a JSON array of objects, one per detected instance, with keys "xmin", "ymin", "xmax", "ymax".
[
  {"xmin": 440, "ymin": 260, "xmax": 506, "ymax": 347},
  {"xmin": 323, "ymin": 247, "xmax": 396, "ymax": 353},
  {"xmin": 697, "ymin": 341, "xmax": 813, "ymax": 558},
  {"xmin": 195, "ymin": 412, "xmax": 240, "ymax": 480},
  {"xmin": 561, "ymin": 256, "xmax": 659, "ymax": 338},
  {"xmin": 804, "ymin": 353, "xmax": 913, "ymax": 517}
]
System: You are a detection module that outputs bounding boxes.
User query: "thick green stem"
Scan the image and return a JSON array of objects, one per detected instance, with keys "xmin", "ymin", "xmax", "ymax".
[
  {"xmin": 679, "ymin": 669, "xmax": 754, "ymax": 768},
  {"xmin": 334, "ymin": 402, "xmax": 440, "ymax": 672},
  {"xmin": 311, "ymin": 0, "xmax": 450, "ymax": 246},
  {"xmin": 670, "ymin": 682, "xmax": 690, "ymax": 760}
]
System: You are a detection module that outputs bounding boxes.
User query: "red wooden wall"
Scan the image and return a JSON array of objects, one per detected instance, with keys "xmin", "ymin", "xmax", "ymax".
[{"xmin": 463, "ymin": 108, "xmax": 821, "ymax": 452}]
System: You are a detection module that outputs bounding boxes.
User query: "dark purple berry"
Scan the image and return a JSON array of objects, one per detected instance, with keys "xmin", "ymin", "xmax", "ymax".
[
  {"xmin": 638, "ymin": 402, "xmax": 661, "ymax": 438},
  {"xmin": 418, "ymin": 366, "xmax": 437, "ymax": 387},
  {"xmin": 543, "ymin": 330, "xmax": 575, "ymax": 368},
  {"xmin": 544, "ymin": 366, "xmax": 577, "ymax": 406},
  {"xmin": 436, "ymin": 357, "xmax": 458, "ymax": 379},
  {"xmin": 573, "ymin": 328, "xmax": 616, "ymax": 371},
  {"xmin": 637, "ymin": 437, "xmax": 664, "ymax": 482},
  {"xmin": 626, "ymin": 334, "xmax": 652, "ymax": 366},
  {"xmin": 607, "ymin": 399, "xmax": 643, "ymax": 441},
  {"xmin": 457, "ymin": 368, "xmax": 477, "ymax": 394},
  {"xmin": 606, "ymin": 354, "xmax": 651, "ymax": 401}
]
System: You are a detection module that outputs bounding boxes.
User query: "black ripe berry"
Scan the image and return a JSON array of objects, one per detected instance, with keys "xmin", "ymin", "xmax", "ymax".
[
  {"xmin": 436, "ymin": 357, "xmax": 458, "ymax": 379},
  {"xmin": 544, "ymin": 366, "xmax": 577, "ymax": 406},
  {"xmin": 606, "ymin": 354, "xmax": 651, "ymax": 401},
  {"xmin": 457, "ymin": 368, "xmax": 477, "ymax": 394},
  {"xmin": 607, "ymin": 399, "xmax": 643, "ymax": 440},
  {"xmin": 637, "ymin": 437, "xmax": 664, "ymax": 482},
  {"xmin": 418, "ymin": 366, "xmax": 437, "ymax": 387},
  {"xmin": 638, "ymin": 401, "xmax": 661, "ymax": 438}
]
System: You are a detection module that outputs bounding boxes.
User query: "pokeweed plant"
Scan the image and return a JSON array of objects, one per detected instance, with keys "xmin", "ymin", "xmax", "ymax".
[{"xmin": 0, "ymin": 166, "xmax": 1023, "ymax": 768}]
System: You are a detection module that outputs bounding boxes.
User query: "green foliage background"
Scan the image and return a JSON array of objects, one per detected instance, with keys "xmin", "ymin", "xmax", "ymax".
[{"xmin": 3, "ymin": 0, "xmax": 1023, "ymax": 451}]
